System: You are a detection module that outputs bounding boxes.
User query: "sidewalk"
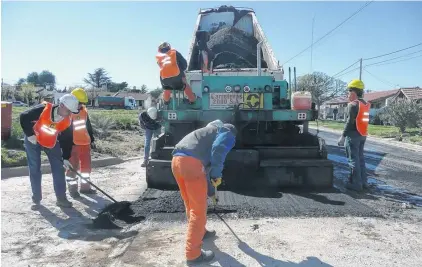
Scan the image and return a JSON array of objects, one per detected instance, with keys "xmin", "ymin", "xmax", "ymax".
[{"xmin": 309, "ymin": 125, "xmax": 421, "ymax": 152}]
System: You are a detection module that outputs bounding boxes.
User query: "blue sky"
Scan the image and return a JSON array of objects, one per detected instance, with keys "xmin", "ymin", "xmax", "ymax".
[{"xmin": 2, "ymin": 1, "xmax": 422, "ymax": 91}]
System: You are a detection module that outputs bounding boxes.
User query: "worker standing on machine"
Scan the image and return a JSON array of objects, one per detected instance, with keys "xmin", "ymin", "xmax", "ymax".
[
  {"xmin": 65, "ymin": 88, "xmax": 97, "ymax": 198},
  {"xmin": 139, "ymin": 106, "xmax": 161, "ymax": 167},
  {"xmin": 171, "ymin": 122, "xmax": 237, "ymax": 264},
  {"xmin": 338, "ymin": 79, "xmax": 371, "ymax": 192},
  {"xmin": 19, "ymin": 94, "xmax": 79, "ymax": 209},
  {"xmin": 155, "ymin": 42, "xmax": 196, "ymax": 105}
]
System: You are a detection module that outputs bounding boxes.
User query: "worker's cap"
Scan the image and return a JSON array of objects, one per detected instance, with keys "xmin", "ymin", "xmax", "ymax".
[
  {"xmin": 158, "ymin": 42, "xmax": 171, "ymax": 53},
  {"xmin": 59, "ymin": 94, "xmax": 79, "ymax": 113},
  {"xmin": 347, "ymin": 79, "xmax": 365, "ymax": 90},
  {"xmin": 222, "ymin": 123, "xmax": 237, "ymax": 136},
  {"xmin": 207, "ymin": 120, "xmax": 224, "ymax": 128}
]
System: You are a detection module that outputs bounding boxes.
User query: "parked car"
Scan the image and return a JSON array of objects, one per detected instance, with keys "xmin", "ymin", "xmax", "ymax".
[{"xmin": 12, "ymin": 101, "xmax": 28, "ymax": 107}]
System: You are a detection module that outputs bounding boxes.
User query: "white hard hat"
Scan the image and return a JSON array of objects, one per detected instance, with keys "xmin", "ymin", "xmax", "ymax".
[
  {"xmin": 59, "ymin": 94, "xmax": 79, "ymax": 113},
  {"xmin": 147, "ymin": 107, "xmax": 158, "ymax": 120},
  {"xmin": 207, "ymin": 120, "xmax": 224, "ymax": 128}
]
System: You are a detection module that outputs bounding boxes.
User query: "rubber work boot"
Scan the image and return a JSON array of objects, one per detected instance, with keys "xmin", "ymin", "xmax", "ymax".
[
  {"xmin": 186, "ymin": 250, "xmax": 215, "ymax": 265},
  {"xmin": 141, "ymin": 160, "xmax": 148, "ymax": 168},
  {"xmin": 31, "ymin": 201, "xmax": 41, "ymax": 211},
  {"xmin": 80, "ymin": 179, "xmax": 97, "ymax": 195},
  {"xmin": 56, "ymin": 197, "xmax": 73, "ymax": 208},
  {"xmin": 203, "ymin": 229, "xmax": 216, "ymax": 240}
]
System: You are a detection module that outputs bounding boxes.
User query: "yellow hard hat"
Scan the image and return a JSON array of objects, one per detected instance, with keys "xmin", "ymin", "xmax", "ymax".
[
  {"xmin": 347, "ymin": 79, "xmax": 365, "ymax": 90},
  {"xmin": 71, "ymin": 87, "xmax": 88, "ymax": 103}
]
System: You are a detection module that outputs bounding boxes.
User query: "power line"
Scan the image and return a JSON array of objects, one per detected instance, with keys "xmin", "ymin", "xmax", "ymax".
[
  {"xmin": 333, "ymin": 66, "xmax": 361, "ymax": 78},
  {"xmin": 331, "ymin": 60, "xmax": 361, "ymax": 77},
  {"xmin": 363, "ymin": 42, "xmax": 422, "ymax": 61},
  {"xmin": 365, "ymin": 49, "xmax": 422, "ymax": 67},
  {"xmin": 282, "ymin": 1, "xmax": 373, "ymax": 65},
  {"xmin": 364, "ymin": 69, "xmax": 398, "ymax": 88}
]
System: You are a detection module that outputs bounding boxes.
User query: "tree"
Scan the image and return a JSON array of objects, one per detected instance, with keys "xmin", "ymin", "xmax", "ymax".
[
  {"xmin": 379, "ymin": 99, "xmax": 422, "ymax": 135},
  {"xmin": 16, "ymin": 78, "xmax": 26, "ymax": 86},
  {"xmin": 38, "ymin": 70, "xmax": 56, "ymax": 89},
  {"xmin": 149, "ymin": 87, "xmax": 163, "ymax": 99},
  {"xmin": 83, "ymin": 68, "xmax": 112, "ymax": 89},
  {"xmin": 26, "ymin": 72, "xmax": 39, "ymax": 85},
  {"xmin": 21, "ymin": 84, "xmax": 36, "ymax": 104},
  {"xmin": 140, "ymin": 84, "xmax": 148, "ymax": 94},
  {"xmin": 108, "ymin": 82, "xmax": 128, "ymax": 92},
  {"xmin": 296, "ymin": 72, "xmax": 346, "ymax": 109}
]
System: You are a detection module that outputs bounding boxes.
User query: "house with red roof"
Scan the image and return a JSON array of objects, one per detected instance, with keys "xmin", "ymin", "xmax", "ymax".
[{"xmin": 321, "ymin": 87, "xmax": 421, "ymax": 121}]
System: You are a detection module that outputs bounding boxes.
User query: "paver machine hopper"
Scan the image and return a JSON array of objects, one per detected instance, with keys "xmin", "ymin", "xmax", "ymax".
[{"xmin": 147, "ymin": 5, "xmax": 333, "ymax": 190}]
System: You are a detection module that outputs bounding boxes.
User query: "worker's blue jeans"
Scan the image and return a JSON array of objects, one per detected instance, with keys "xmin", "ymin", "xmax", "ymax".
[
  {"xmin": 24, "ymin": 135, "xmax": 67, "ymax": 203},
  {"xmin": 143, "ymin": 128, "xmax": 161, "ymax": 161},
  {"xmin": 344, "ymin": 132, "xmax": 367, "ymax": 188}
]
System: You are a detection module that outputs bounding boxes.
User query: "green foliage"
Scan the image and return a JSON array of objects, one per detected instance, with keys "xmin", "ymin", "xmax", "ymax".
[
  {"xmin": 297, "ymin": 72, "xmax": 347, "ymax": 108},
  {"xmin": 1, "ymin": 146, "xmax": 27, "ymax": 168},
  {"xmin": 38, "ymin": 70, "xmax": 56, "ymax": 88},
  {"xmin": 140, "ymin": 84, "xmax": 148, "ymax": 94},
  {"xmin": 89, "ymin": 113, "xmax": 116, "ymax": 139},
  {"xmin": 149, "ymin": 87, "xmax": 163, "ymax": 99},
  {"xmin": 379, "ymin": 99, "xmax": 422, "ymax": 134},
  {"xmin": 26, "ymin": 72, "xmax": 39, "ymax": 85},
  {"xmin": 84, "ymin": 68, "xmax": 112, "ymax": 88},
  {"xmin": 109, "ymin": 81, "xmax": 128, "ymax": 92}
]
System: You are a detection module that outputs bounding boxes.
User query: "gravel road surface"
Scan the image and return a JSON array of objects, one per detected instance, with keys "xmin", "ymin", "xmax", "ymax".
[{"xmin": 2, "ymin": 129, "xmax": 422, "ymax": 266}]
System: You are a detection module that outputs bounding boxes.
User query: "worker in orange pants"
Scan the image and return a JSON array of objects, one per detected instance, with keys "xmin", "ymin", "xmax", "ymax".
[
  {"xmin": 156, "ymin": 42, "xmax": 196, "ymax": 105},
  {"xmin": 171, "ymin": 122, "xmax": 237, "ymax": 264},
  {"xmin": 66, "ymin": 88, "xmax": 96, "ymax": 197}
]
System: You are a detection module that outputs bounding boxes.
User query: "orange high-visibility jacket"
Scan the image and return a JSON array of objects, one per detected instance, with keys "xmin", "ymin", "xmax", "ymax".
[
  {"xmin": 156, "ymin": 49, "xmax": 181, "ymax": 79},
  {"xmin": 72, "ymin": 105, "xmax": 91, "ymax": 145},
  {"xmin": 33, "ymin": 102, "xmax": 72, "ymax": 149},
  {"xmin": 355, "ymin": 100, "xmax": 371, "ymax": 136}
]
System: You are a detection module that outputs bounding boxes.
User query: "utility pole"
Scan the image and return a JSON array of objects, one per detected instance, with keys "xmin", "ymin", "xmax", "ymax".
[
  {"xmin": 310, "ymin": 15, "xmax": 315, "ymax": 73},
  {"xmin": 359, "ymin": 58, "xmax": 363, "ymax": 80}
]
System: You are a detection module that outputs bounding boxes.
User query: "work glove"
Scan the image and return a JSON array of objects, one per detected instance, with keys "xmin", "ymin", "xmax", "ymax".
[
  {"xmin": 27, "ymin": 135, "xmax": 37, "ymax": 145},
  {"xmin": 337, "ymin": 136, "xmax": 345, "ymax": 147},
  {"xmin": 91, "ymin": 142, "xmax": 96, "ymax": 149},
  {"xmin": 63, "ymin": 160, "xmax": 73, "ymax": 171},
  {"xmin": 211, "ymin": 177, "xmax": 222, "ymax": 188}
]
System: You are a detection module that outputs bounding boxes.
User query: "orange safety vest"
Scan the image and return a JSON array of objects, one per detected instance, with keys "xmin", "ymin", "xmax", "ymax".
[
  {"xmin": 156, "ymin": 49, "xmax": 181, "ymax": 79},
  {"xmin": 33, "ymin": 102, "xmax": 72, "ymax": 149},
  {"xmin": 355, "ymin": 100, "xmax": 371, "ymax": 136},
  {"xmin": 72, "ymin": 106, "xmax": 91, "ymax": 145}
]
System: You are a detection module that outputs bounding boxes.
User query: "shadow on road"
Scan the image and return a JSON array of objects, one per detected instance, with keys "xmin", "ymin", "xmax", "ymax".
[
  {"xmin": 37, "ymin": 204, "xmax": 138, "ymax": 241},
  {"xmin": 204, "ymin": 213, "xmax": 333, "ymax": 267}
]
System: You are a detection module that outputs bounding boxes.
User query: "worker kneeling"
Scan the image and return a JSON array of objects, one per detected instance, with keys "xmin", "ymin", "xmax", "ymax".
[
  {"xmin": 66, "ymin": 88, "xmax": 97, "ymax": 197},
  {"xmin": 171, "ymin": 121, "xmax": 237, "ymax": 264},
  {"xmin": 19, "ymin": 94, "xmax": 79, "ymax": 209},
  {"xmin": 156, "ymin": 42, "xmax": 196, "ymax": 105}
]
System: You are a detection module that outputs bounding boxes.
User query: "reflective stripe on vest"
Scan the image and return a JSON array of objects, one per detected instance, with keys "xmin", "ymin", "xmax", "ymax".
[
  {"xmin": 355, "ymin": 100, "xmax": 371, "ymax": 136},
  {"xmin": 72, "ymin": 106, "xmax": 91, "ymax": 145},
  {"xmin": 156, "ymin": 49, "xmax": 180, "ymax": 79},
  {"xmin": 33, "ymin": 103, "xmax": 71, "ymax": 149}
]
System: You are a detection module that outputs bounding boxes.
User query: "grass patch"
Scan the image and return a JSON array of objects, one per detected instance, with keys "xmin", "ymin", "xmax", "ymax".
[
  {"xmin": 1, "ymin": 147, "xmax": 27, "ymax": 168},
  {"xmin": 2, "ymin": 106, "xmax": 143, "ymax": 168},
  {"xmin": 310, "ymin": 120, "xmax": 421, "ymax": 143}
]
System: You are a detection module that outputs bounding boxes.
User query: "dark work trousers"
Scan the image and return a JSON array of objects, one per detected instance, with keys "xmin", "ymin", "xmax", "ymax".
[{"xmin": 344, "ymin": 131, "xmax": 367, "ymax": 188}]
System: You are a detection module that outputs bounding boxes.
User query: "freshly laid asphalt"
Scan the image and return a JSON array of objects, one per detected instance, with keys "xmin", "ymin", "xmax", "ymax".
[{"xmin": 93, "ymin": 129, "xmax": 422, "ymax": 228}]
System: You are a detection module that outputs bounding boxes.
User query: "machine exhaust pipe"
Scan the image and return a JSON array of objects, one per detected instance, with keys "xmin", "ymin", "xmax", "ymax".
[
  {"xmin": 288, "ymin": 67, "xmax": 292, "ymax": 99},
  {"xmin": 257, "ymin": 41, "xmax": 263, "ymax": 76},
  {"xmin": 294, "ymin": 67, "xmax": 297, "ymax": 91}
]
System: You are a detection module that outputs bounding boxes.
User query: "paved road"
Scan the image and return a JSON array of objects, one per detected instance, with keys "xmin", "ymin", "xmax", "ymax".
[{"xmin": 310, "ymin": 128, "xmax": 422, "ymax": 207}]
